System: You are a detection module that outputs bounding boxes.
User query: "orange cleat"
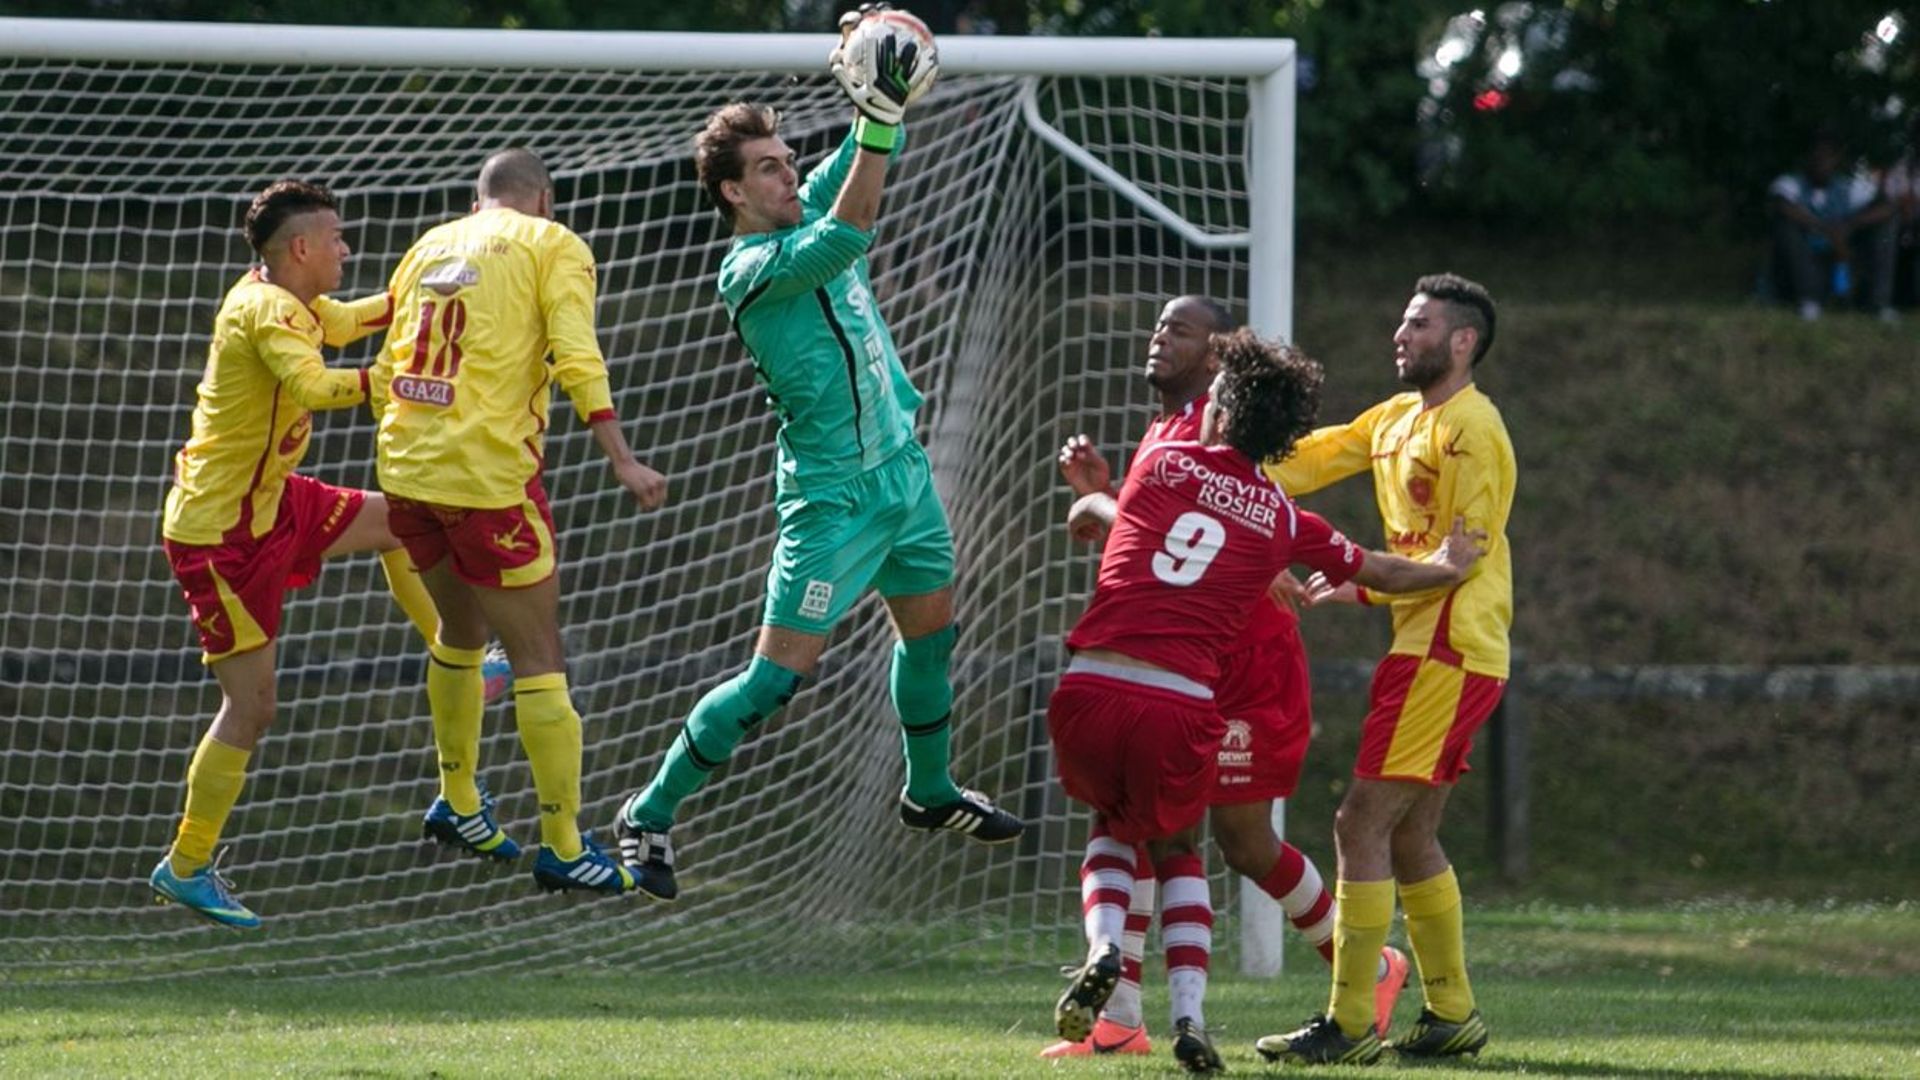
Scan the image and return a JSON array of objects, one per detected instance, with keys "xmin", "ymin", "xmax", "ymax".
[
  {"xmin": 1037, "ymin": 1017, "xmax": 1152, "ymax": 1058},
  {"xmin": 1374, "ymin": 945, "xmax": 1410, "ymax": 1039}
]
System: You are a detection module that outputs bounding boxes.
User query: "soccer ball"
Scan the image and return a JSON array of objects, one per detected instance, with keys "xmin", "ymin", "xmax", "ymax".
[{"xmin": 844, "ymin": 8, "xmax": 939, "ymax": 106}]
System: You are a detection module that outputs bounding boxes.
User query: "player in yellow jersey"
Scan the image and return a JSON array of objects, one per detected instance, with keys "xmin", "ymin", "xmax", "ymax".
[
  {"xmin": 150, "ymin": 180, "xmax": 452, "ymax": 929},
  {"xmin": 371, "ymin": 149, "xmax": 667, "ymax": 896},
  {"xmin": 1256, "ymin": 274, "xmax": 1515, "ymax": 1065}
]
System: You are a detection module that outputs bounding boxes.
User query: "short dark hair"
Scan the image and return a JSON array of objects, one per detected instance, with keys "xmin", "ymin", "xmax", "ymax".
[
  {"xmin": 1174, "ymin": 294, "xmax": 1235, "ymax": 334},
  {"xmin": 243, "ymin": 180, "xmax": 337, "ymax": 257},
  {"xmin": 695, "ymin": 102, "xmax": 780, "ymax": 224},
  {"xmin": 476, "ymin": 148, "xmax": 552, "ymax": 204},
  {"xmin": 1414, "ymin": 272, "xmax": 1497, "ymax": 365},
  {"xmin": 1211, "ymin": 328, "xmax": 1323, "ymax": 463}
]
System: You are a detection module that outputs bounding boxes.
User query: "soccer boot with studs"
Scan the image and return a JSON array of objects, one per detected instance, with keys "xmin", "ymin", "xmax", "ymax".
[
  {"xmin": 1172, "ymin": 1017, "xmax": 1224, "ymax": 1074},
  {"xmin": 1392, "ymin": 1008, "xmax": 1489, "ymax": 1058},
  {"xmin": 1255, "ymin": 1013, "xmax": 1383, "ymax": 1066},
  {"xmin": 613, "ymin": 794, "xmax": 679, "ymax": 902},
  {"xmin": 422, "ymin": 778, "xmax": 521, "ymax": 863},
  {"xmin": 1053, "ymin": 941, "xmax": 1123, "ymax": 1042},
  {"xmin": 1037, "ymin": 1016, "xmax": 1152, "ymax": 1058},
  {"xmin": 531, "ymin": 833, "xmax": 638, "ymax": 895},
  {"xmin": 149, "ymin": 849, "xmax": 261, "ymax": 930},
  {"xmin": 898, "ymin": 786, "xmax": 1024, "ymax": 843}
]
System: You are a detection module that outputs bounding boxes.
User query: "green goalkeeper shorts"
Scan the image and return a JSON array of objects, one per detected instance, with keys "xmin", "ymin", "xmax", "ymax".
[{"xmin": 763, "ymin": 441, "xmax": 956, "ymax": 634}]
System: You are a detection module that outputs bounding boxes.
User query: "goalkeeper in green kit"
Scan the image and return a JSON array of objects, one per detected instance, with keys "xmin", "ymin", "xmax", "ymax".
[{"xmin": 612, "ymin": 4, "xmax": 1024, "ymax": 901}]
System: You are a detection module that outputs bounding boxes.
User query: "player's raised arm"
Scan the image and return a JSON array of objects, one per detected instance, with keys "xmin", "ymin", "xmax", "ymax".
[{"xmin": 827, "ymin": 4, "xmax": 938, "ymax": 232}]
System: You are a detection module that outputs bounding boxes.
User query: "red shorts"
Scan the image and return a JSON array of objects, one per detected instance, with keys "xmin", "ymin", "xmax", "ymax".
[
  {"xmin": 387, "ymin": 478, "xmax": 558, "ymax": 589},
  {"xmin": 1356, "ymin": 654, "xmax": 1506, "ymax": 785},
  {"xmin": 1211, "ymin": 624, "xmax": 1313, "ymax": 804},
  {"xmin": 164, "ymin": 473, "xmax": 365, "ymax": 663},
  {"xmin": 1047, "ymin": 671, "xmax": 1224, "ymax": 845}
]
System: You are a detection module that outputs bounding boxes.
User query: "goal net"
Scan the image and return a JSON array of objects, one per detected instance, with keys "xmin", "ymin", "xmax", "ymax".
[{"xmin": 0, "ymin": 21, "xmax": 1293, "ymax": 981}]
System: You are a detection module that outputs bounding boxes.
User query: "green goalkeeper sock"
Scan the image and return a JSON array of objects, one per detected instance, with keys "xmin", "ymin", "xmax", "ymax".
[
  {"xmin": 627, "ymin": 655, "xmax": 803, "ymax": 829},
  {"xmin": 892, "ymin": 623, "xmax": 964, "ymax": 807}
]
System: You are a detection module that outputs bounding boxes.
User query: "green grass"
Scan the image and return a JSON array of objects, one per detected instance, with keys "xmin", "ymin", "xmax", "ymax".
[{"xmin": 3, "ymin": 902, "xmax": 1915, "ymax": 1078}]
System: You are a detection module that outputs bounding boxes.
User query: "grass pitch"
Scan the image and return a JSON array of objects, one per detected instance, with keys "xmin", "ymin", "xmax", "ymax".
[{"xmin": 1, "ymin": 900, "xmax": 1915, "ymax": 1077}]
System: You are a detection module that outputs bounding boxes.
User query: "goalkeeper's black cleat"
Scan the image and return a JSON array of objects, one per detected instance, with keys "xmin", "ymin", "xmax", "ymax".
[
  {"xmin": 1391, "ymin": 1008, "xmax": 1489, "ymax": 1058},
  {"xmin": 613, "ymin": 795, "xmax": 679, "ymax": 902},
  {"xmin": 1054, "ymin": 941, "xmax": 1123, "ymax": 1042},
  {"xmin": 1254, "ymin": 1013, "xmax": 1382, "ymax": 1066},
  {"xmin": 898, "ymin": 787, "xmax": 1025, "ymax": 844},
  {"xmin": 1172, "ymin": 1017, "xmax": 1224, "ymax": 1074}
]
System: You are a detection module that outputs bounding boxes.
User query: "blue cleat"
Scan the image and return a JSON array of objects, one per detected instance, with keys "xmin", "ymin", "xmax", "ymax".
[
  {"xmin": 481, "ymin": 645, "xmax": 514, "ymax": 705},
  {"xmin": 422, "ymin": 779, "xmax": 521, "ymax": 863},
  {"xmin": 531, "ymin": 834, "xmax": 638, "ymax": 895},
  {"xmin": 149, "ymin": 851, "xmax": 261, "ymax": 930}
]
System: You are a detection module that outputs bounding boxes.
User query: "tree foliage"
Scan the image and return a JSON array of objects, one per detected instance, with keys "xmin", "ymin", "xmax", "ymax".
[
  {"xmin": 1419, "ymin": 1, "xmax": 1920, "ymax": 225},
  {"xmin": 6, "ymin": 0, "xmax": 1915, "ymax": 229}
]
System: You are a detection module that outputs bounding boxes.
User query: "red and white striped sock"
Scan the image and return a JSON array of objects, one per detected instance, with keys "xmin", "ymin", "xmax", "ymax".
[
  {"xmin": 1099, "ymin": 843, "xmax": 1155, "ymax": 1029},
  {"xmin": 1080, "ymin": 832, "xmax": 1135, "ymax": 967},
  {"xmin": 1258, "ymin": 841, "xmax": 1336, "ymax": 964},
  {"xmin": 1157, "ymin": 851, "xmax": 1213, "ymax": 1027}
]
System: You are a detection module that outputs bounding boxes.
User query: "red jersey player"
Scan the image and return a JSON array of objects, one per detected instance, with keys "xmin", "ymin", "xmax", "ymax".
[
  {"xmin": 1047, "ymin": 298, "xmax": 1407, "ymax": 1061},
  {"xmin": 1046, "ymin": 328, "xmax": 1482, "ymax": 1074}
]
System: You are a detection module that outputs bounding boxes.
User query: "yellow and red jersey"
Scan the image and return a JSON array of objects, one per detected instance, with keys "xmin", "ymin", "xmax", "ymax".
[
  {"xmin": 161, "ymin": 270, "xmax": 389, "ymax": 545},
  {"xmin": 1265, "ymin": 385, "xmax": 1516, "ymax": 678},
  {"xmin": 371, "ymin": 208, "xmax": 615, "ymax": 509}
]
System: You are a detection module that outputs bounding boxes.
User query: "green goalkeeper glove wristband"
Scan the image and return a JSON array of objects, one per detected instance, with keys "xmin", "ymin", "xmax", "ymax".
[{"xmin": 854, "ymin": 115, "xmax": 899, "ymax": 153}]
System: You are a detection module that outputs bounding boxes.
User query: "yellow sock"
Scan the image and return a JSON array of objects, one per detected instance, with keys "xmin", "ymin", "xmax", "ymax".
[
  {"xmin": 168, "ymin": 735, "xmax": 251, "ymax": 876},
  {"xmin": 1328, "ymin": 878, "xmax": 1395, "ymax": 1039},
  {"xmin": 1400, "ymin": 866, "xmax": 1475, "ymax": 1021},
  {"xmin": 513, "ymin": 672, "xmax": 582, "ymax": 859},
  {"xmin": 379, "ymin": 548, "xmax": 440, "ymax": 646},
  {"xmin": 427, "ymin": 641, "xmax": 486, "ymax": 815}
]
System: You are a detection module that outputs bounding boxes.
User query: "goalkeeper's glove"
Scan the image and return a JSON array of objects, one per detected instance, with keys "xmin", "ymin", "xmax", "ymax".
[
  {"xmin": 837, "ymin": 2, "xmax": 893, "ymax": 44},
  {"xmin": 829, "ymin": 6, "xmax": 938, "ymax": 150}
]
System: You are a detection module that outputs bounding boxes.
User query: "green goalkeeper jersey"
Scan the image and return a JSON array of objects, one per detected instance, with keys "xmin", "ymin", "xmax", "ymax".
[{"xmin": 718, "ymin": 129, "xmax": 924, "ymax": 496}]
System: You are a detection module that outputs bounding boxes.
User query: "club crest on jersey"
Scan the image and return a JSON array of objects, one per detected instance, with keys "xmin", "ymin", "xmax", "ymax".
[
  {"xmin": 392, "ymin": 374, "xmax": 455, "ymax": 407},
  {"xmin": 798, "ymin": 580, "xmax": 834, "ymax": 618},
  {"xmin": 1155, "ymin": 449, "xmax": 1282, "ymax": 538},
  {"xmin": 1218, "ymin": 718, "xmax": 1255, "ymax": 770},
  {"xmin": 421, "ymin": 260, "xmax": 480, "ymax": 296},
  {"xmin": 1408, "ymin": 475, "xmax": 1434, "ymax": 507},
  {"xmin": 1148, "ymin": 453, "xmax": 1193, "ymax": 489}
]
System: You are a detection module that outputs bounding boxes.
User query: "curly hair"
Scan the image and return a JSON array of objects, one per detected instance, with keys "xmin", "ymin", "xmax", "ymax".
[
  {"xmin": 1210, "ymin": 328, "xmax": 1323, "ymax": 463},
  {"xmin": 242, "ymin": 180, "xmax": 338, "ymax": 257}
]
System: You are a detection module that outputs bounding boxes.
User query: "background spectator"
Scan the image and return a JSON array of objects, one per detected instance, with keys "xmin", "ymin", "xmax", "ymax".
[{"xmin": 1768, "ymin": 132, "xmax": 1897, "ymax": 322}]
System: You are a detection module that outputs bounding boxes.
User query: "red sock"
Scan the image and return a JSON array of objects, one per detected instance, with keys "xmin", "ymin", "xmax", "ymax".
[
  {"xmin": 1157, "ymin": 851, "xmax": 1213, "ymax": 1025},
  {"xmin": 1257, "ymin": 842, "xmax": 1336, "ymax": 964}
]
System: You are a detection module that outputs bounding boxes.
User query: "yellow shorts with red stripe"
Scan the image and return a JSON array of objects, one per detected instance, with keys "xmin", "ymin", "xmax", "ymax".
[
  {"xmin": 164, "ymin": 473, "xmax": 365, "ymax": 664},
  {"xmin": 1354, "ymin": 653, "xmax": 1505, "ymax": 785},
  {"xmin": 387, "ymin": 477, "xmax": 558, "ymax": 589}
]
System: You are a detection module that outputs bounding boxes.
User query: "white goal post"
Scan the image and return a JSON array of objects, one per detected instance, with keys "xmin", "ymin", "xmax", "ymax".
[{"xmin": 0, "ymin": 17, "xmax": 1297, "ymax": 980}]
